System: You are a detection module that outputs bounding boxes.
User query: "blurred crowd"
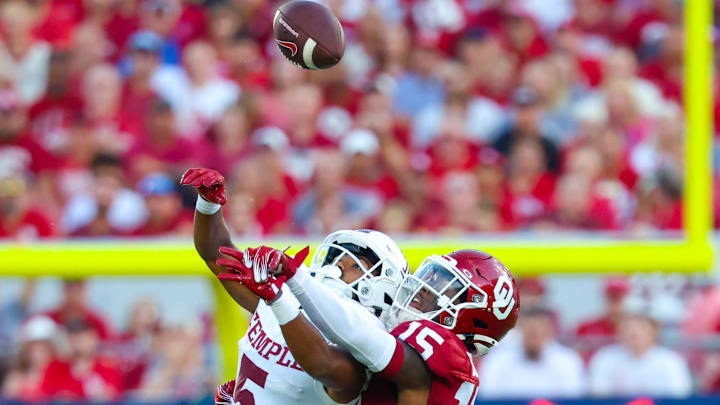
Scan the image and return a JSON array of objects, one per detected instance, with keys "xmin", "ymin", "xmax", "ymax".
[
  {"xmin": 0, "ymin": 280, "xmax": 217, "ymax": 402},
  {"xmin": 0, "ymin": 0, "xmax": 713, "ymax": 239},
  {"xmin": 4, "ymin": 276, "xmax": 720, "ymax": 401},
  {"xmin": 475, "ymin": 275, "xmax": 720, "ymax": 399}
]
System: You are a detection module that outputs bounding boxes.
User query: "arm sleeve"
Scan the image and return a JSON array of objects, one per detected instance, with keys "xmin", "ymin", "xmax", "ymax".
[{"xmin": 287, "ymin": 268, "xmax": 397, "ymax": 372}]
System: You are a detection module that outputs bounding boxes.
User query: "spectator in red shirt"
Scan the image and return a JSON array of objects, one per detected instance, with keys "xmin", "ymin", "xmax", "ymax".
[
  {"xmin": 45, "ymin": 278, "xmax": 113, "ymax": 341},
  {"xmin": 238, "ymin": 127, "xmax": 299, "ymax": 234},
  {"xmin": 207, "ymin": 3, "xmax": 241, "ymax": 61},
  {"xmin": 438, "ymin": 170, "xmax": 500, "ymax": 234},
  {"xmin": 2, "ymin": 316, "xmax": 60, "ymax": 401},
  {"xmin": 639, "ymin": 23, "xmax": 684, "ymax": 103},
  {"xmin": 223, "ymin": 30, "xmax": 270, "ymax": 91},
  {"xmin": 203, "ymin": 102, "xmax": 251, "ymax": 176},
  {"xmin": 619, "ymin": 0, "xmax": 681, "ymax": 49},
  {"xmin": 125, "ymin": 99, "xmax": 203, "ymax": 181},
  {"xmin": 458, "ymin": 30, "xmax": 518, "ymax": 105},
  {"xmin": 475, "ymin": 148, "xmax": 506, "ymax": 223},
  {"xmin": 33, "ymin": 0, "xmax": 84, "ymax": 47},
  {"xmin": 546, "ymin": 146, "xmax": 626, "ymax": 230},
  {"xmin": 569, "ymin": 0, "xmax": 619, "ymax": 40},
  {"xmin": 341, "ymin": 129, "xmax": 398, "ymax": 200},
  {"xmin": 104, "ymin": 0, "xmax": 140, "ymax": 59},
  {"xmin": 501, "ymin": 137, "xmax": 556, "ymax": 229},
  {"xmin": 0, "ymin": 174, "xmax": 56, "ymax": 240},
  {"xmin": 28, "ymin": 49, "xmax": 82, "ymax": 157},
  {"xmin": 69, "ymin": 21, "xmax": 112, "ymax": 83},
  {"xmin": 493, "ymin": 86, "xmax": 560, "ymax": 172},
  {"xmin": 576, "ymin": 277, "xmax": 631, "ymax": 356},
  {"xmin": 280, "ymin": 83, "xmax": 333, "ymax": 149},
  {"xmin": 131, "ymin": 172, "xmax": 192, "ymax": 236},
  {"xmin": 82, "ymin": 63, "xmax": 143, "ymax": 154},
  {"xmin": 596, "ymin": 127, "xmax": 639, "ymax": 190},
  {"xmin": 221, "ymin": 0, "xmax": 275, "ymax": 44},
  {"xmin": 0, "ymin": 90, "xmax": 59, "ymax": 205},
  {"xmin": 502, "ymin": 7, "xmax": 549, "ymax": 66},
  {"xmin": 117, "ymin": 298, "xmax": 161, "ymax": 393},
  {"xmin": 634, "ymin": 167, "xmax": 683, "ymax": 231},
  {"xmin": 122, "ymin": 30, "xmax": 164, "ymax": 130},
  {"xmin": 544, "ymin": 173, "xmax": 604, "ymax": 230},
  {"xmin": 41, "ymin": 319, "xmax": 123, "ymax": 401}
]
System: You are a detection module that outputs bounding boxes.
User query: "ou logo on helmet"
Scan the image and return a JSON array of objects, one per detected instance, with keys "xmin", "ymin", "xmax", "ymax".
[{"xmin": 492, "ymin": 275, "xmax": 516, "ymax": 320}]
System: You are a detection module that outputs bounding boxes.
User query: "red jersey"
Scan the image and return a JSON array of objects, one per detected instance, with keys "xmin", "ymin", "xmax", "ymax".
[
  {"xmin": 362, "ymin": 320, "xmax": 478, "ymax": 405},
  {"xmin": 41, "ymin": 358, "xmax": 123, "ymax": 401}
]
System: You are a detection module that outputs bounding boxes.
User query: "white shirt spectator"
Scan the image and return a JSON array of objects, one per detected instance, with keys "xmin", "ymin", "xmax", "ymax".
[
  {"xmin": 479, "ymin": 341, "xmax": 586, "ymax": 398},
  {"xmin": 152, "ymin": 66, "xmax": 239, "ymax": 136},
  {"xmin": 0, "ymin": 40, "xmax": 50, "ymax": 104},
  {"xmin": 588, "ymin": 344, "xmax": 692, "ymax": 398},
  {"xmin": 412, "ymin": 96, "xmax": 507, "ymax": 148},
  {"xmin": 61, "ymin": 189, "xmax": 148, "ymax": 234},
  {"xmin": 519, "ymin": 0, "xmax": 574, "ymax": 31}
]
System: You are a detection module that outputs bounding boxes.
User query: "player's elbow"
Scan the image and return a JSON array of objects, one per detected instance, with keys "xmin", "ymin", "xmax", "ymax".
[
  {"xmin": 302, "ymin": 356, "xmax": 348, "ymax": 387},
  {"xmin": 194, "ymin": 239, "xmax": 218, "ymax": 261},
  {"xmin": 194, "ymin": 237, "xmax": 232, "ymax": 261},
  {"xmin": 301, "ymin": 359, "xmax": 335, "ymax": 381}
]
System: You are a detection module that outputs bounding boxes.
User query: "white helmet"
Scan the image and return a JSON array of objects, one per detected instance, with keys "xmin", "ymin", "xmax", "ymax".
[{"xmin": 310, "ymin": 229, "xmax": 408, "ymax": 317}]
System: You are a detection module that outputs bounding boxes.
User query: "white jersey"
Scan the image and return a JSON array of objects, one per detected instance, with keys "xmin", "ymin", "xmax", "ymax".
[{"xmin": 233, "ymin": 286, "xmax": 383, "ymax": 404}]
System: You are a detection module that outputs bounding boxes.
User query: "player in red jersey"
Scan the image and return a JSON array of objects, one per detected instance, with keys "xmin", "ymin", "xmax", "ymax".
[{"xmin": 218, "ymin": 247, "xmax": 520, "ymax": 404}]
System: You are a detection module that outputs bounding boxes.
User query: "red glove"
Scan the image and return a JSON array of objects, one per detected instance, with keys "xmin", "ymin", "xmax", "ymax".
[
  {"xmin": 215, "ymin": 379, "xmax": 235, "ymax": 405},
  {"xmin": 219, "ymin": 245, "xmax": 310, "ymax": 283},
  {"xmin": 216, "ymin": 252, "xmax": 288, "ymax": 302},
  {"xmin": 180, "ymin": 168, "xmax": 227, "ymax": 205}
]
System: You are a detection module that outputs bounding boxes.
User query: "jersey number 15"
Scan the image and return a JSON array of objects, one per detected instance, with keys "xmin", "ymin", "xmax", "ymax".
[{"xmin": 396, "ymin": 321, "xmax": 477, "ymax": 405}]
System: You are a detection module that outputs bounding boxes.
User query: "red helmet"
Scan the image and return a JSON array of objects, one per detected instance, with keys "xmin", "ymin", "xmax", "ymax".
[{"xmin": 390, "ymin": 249, "xmax": 520, "ymax": 356}]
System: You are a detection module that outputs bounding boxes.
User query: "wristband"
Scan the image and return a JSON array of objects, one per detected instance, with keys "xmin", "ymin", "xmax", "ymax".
[
  {"xmin": 269, "ymin": 291, "xmax": 301, "ymax": 325},
  {"xmin": 286, "ymin": 266, "xmax": 307, "ymax": 295},
  {"xmin": 196, "ymin": 196, "xmax": 221, "ymax": 215}
]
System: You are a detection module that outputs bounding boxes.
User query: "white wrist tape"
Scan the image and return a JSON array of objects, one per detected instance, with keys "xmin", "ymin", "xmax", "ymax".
[
  {"xmin": 286, "ymin": 266, "xmax": 307, "ymax": 295},
  {"xmin": 269, "ymin": 291, "xmax": 301, "ymax": 325},
  {"xmin": 195, "ymin": 196, "xmax": 221, "ymax": 215}
]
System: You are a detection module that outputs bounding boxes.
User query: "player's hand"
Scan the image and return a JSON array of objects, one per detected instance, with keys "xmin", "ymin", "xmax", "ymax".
[
  {"xmin": 180, "ymin": 168, "xmax": 227, "ymax": 205},
  {"xmin": 219, "ymin": 245, "xmax": 310, "ymax": 283},
  {"xmin": 215, "ymin": 379, "xmax": 235, "ymax": 405},
  {"xmin": 216, "ymin": 251, "xmax": 288, "ymax": 302}
]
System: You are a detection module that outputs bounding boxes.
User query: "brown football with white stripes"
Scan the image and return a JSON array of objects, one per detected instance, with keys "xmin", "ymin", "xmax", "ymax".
[{"xmin": 273, "ymin": 0, "xmax": 345, "ymax": 70}]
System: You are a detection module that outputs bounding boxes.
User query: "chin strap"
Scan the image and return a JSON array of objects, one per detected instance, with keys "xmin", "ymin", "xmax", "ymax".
[{"xmin": 460, "ymin": 333, "xmax": 497, "ymax": 357}]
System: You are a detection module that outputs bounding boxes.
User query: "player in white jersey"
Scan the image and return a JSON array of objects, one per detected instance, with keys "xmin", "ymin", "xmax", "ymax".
[{"xmin": 181, "ymin": 168, "xmax": 408, "ymax": 404}]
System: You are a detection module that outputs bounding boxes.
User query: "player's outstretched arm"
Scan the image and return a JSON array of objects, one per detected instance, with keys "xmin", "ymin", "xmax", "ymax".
[
  {"xmin": 216, "ymin": 247, "xmax": 367, "ymax": 402},
  {"xmin": 181, "ymin": 168, "xmax": 259, "ymax": 313}
]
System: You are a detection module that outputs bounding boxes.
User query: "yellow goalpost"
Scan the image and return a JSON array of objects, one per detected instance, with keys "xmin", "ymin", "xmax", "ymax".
[{"xmin": 0, "ymin": 1, "xmax": 713, "ymax": 381}]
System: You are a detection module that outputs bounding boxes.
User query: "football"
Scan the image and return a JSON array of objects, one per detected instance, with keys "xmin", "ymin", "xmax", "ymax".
[{"xmin": 273, "ymin": 0, "xmax": 345, "ymax": 70}]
